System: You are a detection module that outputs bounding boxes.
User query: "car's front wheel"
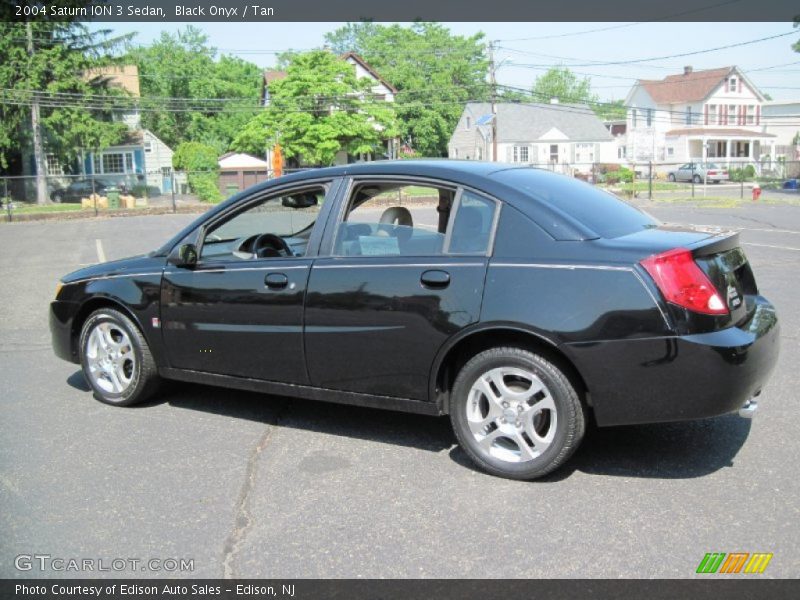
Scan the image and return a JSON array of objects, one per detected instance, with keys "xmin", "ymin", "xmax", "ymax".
[
  {"xmin": 52, "ymin": 192, "xmax": 63, "ymax": 203},
  {"xmin": 450, "ymin": 347, "xmax": 585, "ymax": 480},
  {"xmin": 79, "ymin": 308, "xmax": 160, "ymax": 406},
  {"xmin": 668, "ymin": 173, "xmax": 676, "ymax": 182}
]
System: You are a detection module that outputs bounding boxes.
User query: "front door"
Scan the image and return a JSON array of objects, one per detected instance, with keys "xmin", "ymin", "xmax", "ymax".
[
  {"xmin": 160, "ymin": 182, "xmax": 334, "ymax": 383},
  {"xmin": 305, "ymin": 180, "xmax": 499, "ymax": 401}
]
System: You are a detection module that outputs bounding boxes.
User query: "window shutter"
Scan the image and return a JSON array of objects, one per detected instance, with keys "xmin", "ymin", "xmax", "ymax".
[
  {"xmin": 756, "ymin": 105, "xmax": 760, "ymax": 126},
  {"xmin": 505, "ymin": 146, "xmax": 512, "ymax": 162},
  {"xmin": 724, "ymin": 79, "xmax": 729, "ymax": 93},
  {"xmin": 704, "ymin": 105, "xmax": 708, "ymax": 125},
  {"xmin": 738, "ymin": 79, "xmax": 743, "ymax": 93},
  {"xmin": 739, "ymin": 106, "xmax": 744, "ymax": 126}
]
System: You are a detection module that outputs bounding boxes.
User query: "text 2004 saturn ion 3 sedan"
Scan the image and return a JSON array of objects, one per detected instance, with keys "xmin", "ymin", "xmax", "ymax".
[{"xmin": 50, "ymin": 160, "xmax": 779, "ymax": 480}]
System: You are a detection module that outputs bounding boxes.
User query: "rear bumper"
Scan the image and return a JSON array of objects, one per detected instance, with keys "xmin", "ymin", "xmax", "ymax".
[
  {"xmin": 50, "ymin": 300, "xmax": 79, "ymax": 363},
  {"xmin": 568, "ymin": 297, "xmax": 780, "ymax": 426}
]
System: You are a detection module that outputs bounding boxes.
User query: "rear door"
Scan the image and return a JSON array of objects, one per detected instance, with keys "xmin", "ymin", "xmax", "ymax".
[{"xmin": 304, "ymin": 179, "xmax": 499, "ymax": 401}]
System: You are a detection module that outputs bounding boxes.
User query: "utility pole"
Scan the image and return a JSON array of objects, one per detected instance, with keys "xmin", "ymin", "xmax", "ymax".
[
  {"xmin": 488, "ymin": 41, "xmax": 498, "ymax": 162},
  {"xmin": 27, "ymin": 22, "xmax": 48, "ymax": 205}
]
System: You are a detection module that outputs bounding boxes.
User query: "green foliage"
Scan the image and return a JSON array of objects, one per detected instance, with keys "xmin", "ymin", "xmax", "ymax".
[
  {"xmin": 172, "ymin": 141, "xmax": 218, "ymax": 171},
  {"xmin": 531, "ymin": 67, "xmax": 598, "ymax": 106},
  {"xmin": 188, "ymin": 173, "xmax": 222, "ymax": 203},
  {"xmin": 232, "ymin": 50, "xmax": 398, "ymax": 166},
  {"xmin": 173, "ymin": 141, "xmax": 221, "ymax": 202},
  {"xmin": 730, "ymin": 165, "xmax": 757, "ymax": 182},
  {"xmin": 0, "ymin": 18, "xmax": 131, "ymax": 170},
  {"xmin": 126, "ymin": 27, "xmax": 262, "ymax": 152},
  {"xmin": 324, "ymin": 22, "xmax": 489, "ymax": 156},
  {"xmin": 595, "ymin": 99, "xmax": 626, "ymax": 121}
]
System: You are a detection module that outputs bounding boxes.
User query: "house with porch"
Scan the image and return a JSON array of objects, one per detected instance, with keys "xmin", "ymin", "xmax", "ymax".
[
  {"xmin": 448, "ymin": 101, "xmax": 616, "ymax": 174},
  {"xmin": 624, "ymin": 66, "xmax": 776, "ymax": 171}
]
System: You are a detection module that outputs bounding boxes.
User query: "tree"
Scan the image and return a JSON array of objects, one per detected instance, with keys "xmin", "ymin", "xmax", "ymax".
[
  {"xmin": 232, "ymin": 50, "xmax": 398, "ymax": 166},
  {"xmin": 172, "ymin": 141, "xmax": 221, "ymax": 203},
  {"xmin": 531, "ymin": 66, "xmax": 598, "ymax": 106},
  {"xmin": 126, "ymin": 27, "xmax": 262, "ymax": 152},
  {"xmin": 595, "ymin": 99, "xmax": 626, "ymax": 121},
  {"xmin": 0, "ymin": 19, "xmax": 130, "ymax": 203},
  {"xmin": 324, "ymin": 22, "xmax": 489, "ymax": 156}
]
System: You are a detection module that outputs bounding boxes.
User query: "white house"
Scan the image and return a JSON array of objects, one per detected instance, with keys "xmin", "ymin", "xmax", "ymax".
[
  {"xmin": 624, "ymin": 65, "xmax": 776, "ymax": 168},
  {"xmin": 448, "ymin": 101, "xmax": 616, "ymax": 174}
]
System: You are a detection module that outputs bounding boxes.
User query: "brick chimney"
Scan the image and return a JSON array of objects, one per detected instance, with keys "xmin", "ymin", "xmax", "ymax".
[{"xmin": 684, "ymin": 66, "xmax": 693, "ymax": 75}]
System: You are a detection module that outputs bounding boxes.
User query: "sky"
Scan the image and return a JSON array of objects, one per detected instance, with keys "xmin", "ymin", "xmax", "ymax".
[{"xmin": 91, "ymin": 21, "xmax": 800, "ymax": 102}]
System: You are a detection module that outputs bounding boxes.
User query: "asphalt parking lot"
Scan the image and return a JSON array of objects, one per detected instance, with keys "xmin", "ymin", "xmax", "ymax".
[{"xmin": 0, "ymin": 200, "xmax": 798, "ymax": 579}]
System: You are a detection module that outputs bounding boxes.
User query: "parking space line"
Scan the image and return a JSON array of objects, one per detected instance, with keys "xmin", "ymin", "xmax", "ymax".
[
  {"xmin": 744, "ymin": 242, "xmax": 800, "ymax": 252},
  {"xmin": 95, "ymin": 239, "xmax": 106, "ymax": 263}
]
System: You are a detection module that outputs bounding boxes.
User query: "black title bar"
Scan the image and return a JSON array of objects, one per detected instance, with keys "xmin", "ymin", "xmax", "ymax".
[{"xmin": 1, "ymin": 0, "xmax": 798, "ymax": 22}]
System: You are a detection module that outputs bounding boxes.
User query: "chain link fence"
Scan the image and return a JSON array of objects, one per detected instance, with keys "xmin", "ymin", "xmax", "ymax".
[{"xmin": 0, "ymin": 167, "xmax": 308, "ymax": 221}]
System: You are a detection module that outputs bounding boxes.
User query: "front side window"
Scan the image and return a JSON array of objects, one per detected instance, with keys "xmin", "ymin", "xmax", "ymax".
[
  {"xmin": 200, "ymin": 186, "xmax": 325, "ymax": 262},
  {"xmin": 334, "ymin": 182, "xmax": 497, "ymax": 257}
]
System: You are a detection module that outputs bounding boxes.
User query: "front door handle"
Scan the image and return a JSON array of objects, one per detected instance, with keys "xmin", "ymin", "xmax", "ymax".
[
  {"xmin": 265, "ymin": 273, "xmax": 288, "ymax": 289},
  {"xmin": 421, "ymin": 269, "xmax": 450, "ymax": 289}
]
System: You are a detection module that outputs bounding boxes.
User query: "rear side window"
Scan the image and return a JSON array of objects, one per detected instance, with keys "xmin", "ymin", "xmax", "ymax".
[
  {"xmin": 494, "ymin": 168, "xmax": 658, "ymax": 239},
  {"xmin": 449, "ymin": 191, "xmax": 496, "ymax": 255},
  {"xmin": 334, "ymin": 182, "xmax": 497, "ymax": 257}
]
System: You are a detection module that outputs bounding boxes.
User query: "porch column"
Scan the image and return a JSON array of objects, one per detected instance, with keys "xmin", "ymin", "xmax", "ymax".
[
  {"xmin": 749, "ymin": 139, "xmax": 755, "ymax": 161},
  {"xmin": 726, "ymin": 140, "xmax": 732, "ymax": 167},
  {"xmin": 702, "ymin": 137, "xmax": 708, "ymax": 162}
]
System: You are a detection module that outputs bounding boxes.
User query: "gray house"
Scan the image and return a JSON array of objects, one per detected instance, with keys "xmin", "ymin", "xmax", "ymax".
[{"xmin": 448, "ymin": 101, "xmax": 616, "ymax": 173}]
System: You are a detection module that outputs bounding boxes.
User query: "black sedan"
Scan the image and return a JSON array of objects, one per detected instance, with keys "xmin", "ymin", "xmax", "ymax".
[{"xmin": 49, "ymin": 161, "xmax": 779, "ymax": 480}]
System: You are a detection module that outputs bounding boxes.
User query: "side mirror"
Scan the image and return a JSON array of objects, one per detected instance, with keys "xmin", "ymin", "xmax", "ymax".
[
  {"xmin": 282, "ymin": 193, "xmax": 318, "ymax": 209},
  {"xmin": 168, "ymin": 243, "xmax": 198, "ymax": 268}
]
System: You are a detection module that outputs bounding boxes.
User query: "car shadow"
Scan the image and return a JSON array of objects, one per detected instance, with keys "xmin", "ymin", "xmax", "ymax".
[
  {"xmin": 67, "ymin": 370, "xmax": 751, "ymax": 477},
  {"xmin": 68, "ymin": 370, "xmax": 455, "ymax": 453},
  {"xmin": 450, "ymin": 414, "xmax": 752, "ymax": 481}
]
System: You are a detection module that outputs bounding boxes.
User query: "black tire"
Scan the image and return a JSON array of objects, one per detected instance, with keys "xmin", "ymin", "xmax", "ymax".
[
  {"xmin": 52, "ymin": 192, "xmax": 63, "ymax": 203},
  {"xmin": 667, "ymin": 173, "xmax": 676, "ymax": 182},
  {"xmin": 693, "ymin": 174, "xmax": 702, "ymax": 184},
  {"xmin": 450, "ymin": 347, "xmax": 585, "ymax": 480},
  {"xmin": 78, "ymin": 308, "xmax": 160, "ymax": 406}
]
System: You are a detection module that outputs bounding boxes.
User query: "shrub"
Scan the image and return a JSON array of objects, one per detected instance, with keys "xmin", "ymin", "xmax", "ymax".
[{"xmin": 173, "ymin": 142, "xmax": 222, "ymax": 203}]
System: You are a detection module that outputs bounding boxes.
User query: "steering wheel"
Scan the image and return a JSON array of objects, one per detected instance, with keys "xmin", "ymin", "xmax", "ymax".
[{"xmin": 251, "ymin": 233, "xmax": 294, "ymax": 258}]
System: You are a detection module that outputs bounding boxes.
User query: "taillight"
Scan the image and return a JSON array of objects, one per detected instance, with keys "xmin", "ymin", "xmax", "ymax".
[
  {"xmin": 640, "ymin": 248, "xmax": 728, "ymax": 315},
  {"xmin": 707, "ymin": 170, "xmax": 717, "ymax": 175}
]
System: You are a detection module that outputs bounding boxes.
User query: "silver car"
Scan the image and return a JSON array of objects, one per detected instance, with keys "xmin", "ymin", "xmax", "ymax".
[{"xmin": 667, "ymin": 162, "xmax": 730, "ymax": 184}]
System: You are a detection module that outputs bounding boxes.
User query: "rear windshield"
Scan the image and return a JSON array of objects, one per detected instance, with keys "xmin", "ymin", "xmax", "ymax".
[{"xmin": 494, "ymin": 168, "xmax": 659, "ymax": 239}]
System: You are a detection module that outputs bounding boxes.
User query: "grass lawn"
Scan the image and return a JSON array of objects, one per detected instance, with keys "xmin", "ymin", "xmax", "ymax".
[{"xmin": 6, "ymin": 203, "xmax": 87, "ymax": 214}]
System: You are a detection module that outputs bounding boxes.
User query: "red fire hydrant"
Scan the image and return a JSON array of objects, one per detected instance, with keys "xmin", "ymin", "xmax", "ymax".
[{"xmin": 752, "ymin": 184, "xmax": 761, "ymax": 201}]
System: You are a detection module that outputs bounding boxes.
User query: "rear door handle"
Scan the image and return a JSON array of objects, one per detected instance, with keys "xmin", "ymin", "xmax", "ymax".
[
  {"xmin": 421, "ymin": 270, "xmax": 450, "ymax": 289},
  {"xmin": 265, "ymin": 273, "xmax": 289, "ymax": 289}
]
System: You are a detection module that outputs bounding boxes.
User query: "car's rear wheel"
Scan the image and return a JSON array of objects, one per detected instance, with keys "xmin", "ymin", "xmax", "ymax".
[
  {"xmin": 668, "ymin": 173, "xmax": 676, "ymax": 182},
  {"xmin": 450, "ymin": 347, "xmax": 585, "ymax": 480},
  {"xmin": 79, "ymin": 308, "xmax": 160, "ymax": 406},
  {"xmin": 693, "ymin": 174, "xmax": 702, "ymax": 183},
  {"xmin": 52, "ymin": 192, "xmax": 63, "ymax": 203}
]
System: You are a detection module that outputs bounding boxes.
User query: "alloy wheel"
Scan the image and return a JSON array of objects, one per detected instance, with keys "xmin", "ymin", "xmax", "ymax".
[{"xmin": 465, "ymin": 366, "xmax": 557, "ymax": 463}]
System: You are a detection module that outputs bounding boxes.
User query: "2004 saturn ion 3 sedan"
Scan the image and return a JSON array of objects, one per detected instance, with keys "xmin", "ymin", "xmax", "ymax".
[{"xmin": 50, "ymin": 161, "xmax": 780, "ymax": 480}]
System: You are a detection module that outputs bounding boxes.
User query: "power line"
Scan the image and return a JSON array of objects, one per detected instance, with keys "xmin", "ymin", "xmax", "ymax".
[
  {"xmin": 501, "ymin": 31, "xmax": 797, "ymax": 68},
  {"xmin": 492, "ymin": 0, "xmax": 745, "ymax": 42}
]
